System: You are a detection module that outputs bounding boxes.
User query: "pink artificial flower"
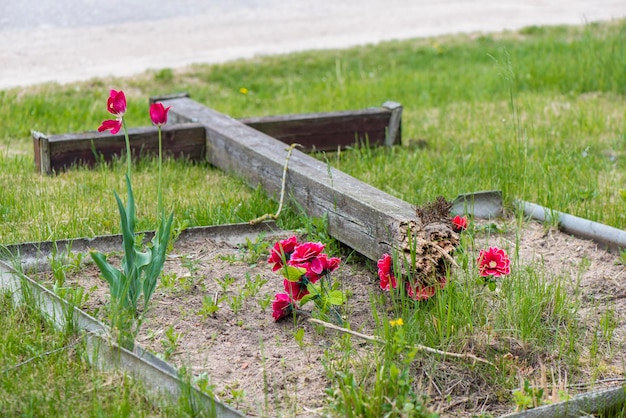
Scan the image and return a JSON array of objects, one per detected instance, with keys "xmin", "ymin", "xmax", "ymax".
[
  {"xmin": 407, "ymin": 277, "xmax": 446, "ymax": 301},
  {"xmin": 272, "ymin": 293, "xmax": 294, "ymax": 321},
  {"xmin": 283, "ymin": 279, "xmax": 309, "ymax": 301},
  {"xmin": 268, "ymin": 236, "xmax": 299, "ymax": 272},
  {"xmin": 149, "ymin": 102, "xmax": 172, "ymax": 126},
  {"xmin": 377, "ymin": 253, "xmax": 397, "ymax": 291},
  {"xmin": 451, "ymin": 215, "xmax": 468, "ymax": 232},
  {"xmin": 477, "ymin": 247, "xmax": 511, "ymax": 277},
  {"xmin": 298, "ymin": 254, "xmax": 341, "ymax": 283},
  {"xmin": 290, "ymin": 242, "xmax": 325, "ymax": 264},
  {"xmin": 106, "ymin": 89, "xmax": 127, "ymax": 116},
  {"xmin": 98, "ymin": 119, "xmax": 123, "ymax": 134}
]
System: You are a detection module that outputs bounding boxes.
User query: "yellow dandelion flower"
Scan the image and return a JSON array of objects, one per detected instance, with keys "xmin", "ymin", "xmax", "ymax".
[
  {"xmin": 239, "ymin": 87, "xmax": 249, "ymax": 95},
  {"xmin": 389, "ymin": 318, "xmax": 404, "ymax": 327}
]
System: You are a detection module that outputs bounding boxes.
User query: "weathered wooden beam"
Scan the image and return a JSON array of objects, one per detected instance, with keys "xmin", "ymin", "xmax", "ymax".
[
  {"xmin": 238, "ymin": 102, "xmax": 401, "ymax": 151},
  {"xmin": 153, "ymin": 93, "xmax": 402, "ymax": 152},
  {"xmin": 32, "ymin": 123, "xmax": 206, "ymax": 174},
  {"xmin": 161, "ymin": 96, "xmax": 415, "ymax": 262},
  {"xmin": 34, "ymin": 94, "xmax": 401, "ymax": 174}
]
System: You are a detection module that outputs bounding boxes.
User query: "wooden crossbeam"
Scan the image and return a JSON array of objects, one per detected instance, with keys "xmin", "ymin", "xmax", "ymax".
[
  {"xmin": 33, "ymin": 95, "xmax": 401, "ymax": 174},
  {"xmin": 32, "ymin": 123, "xmax": 206, "ymax": 174},
  {"xmin": 160, "ymin": 96, "xmax": 414, "ymax": 262}
]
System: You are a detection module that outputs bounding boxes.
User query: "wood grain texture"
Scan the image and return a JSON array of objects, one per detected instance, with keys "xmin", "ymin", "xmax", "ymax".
[
  {"xmin": 163, "ymin": 96, "xmax": 416, "ymax": 261},
  {"xmin": 33, "ymin": 124, "xmax": 206, "ymax": 174}
]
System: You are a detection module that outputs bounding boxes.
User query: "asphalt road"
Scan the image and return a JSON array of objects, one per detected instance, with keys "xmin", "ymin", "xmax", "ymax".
[{"xmin": 1, "ymin": 1, "xmax": 625, "ymax": 89}]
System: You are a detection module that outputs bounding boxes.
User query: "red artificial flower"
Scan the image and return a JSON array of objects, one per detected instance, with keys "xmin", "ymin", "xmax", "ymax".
[
  {"xmin": 407, "ymin": 277, "xmax": 446, "ymax": 301},
  {"xmin": 268, "ymin": 236, "xmax": 299, "ymax": 272},
  {"xmin": 477, "ymin": 247, "xmax": 511, "ymax": 277},
  {"xmin": 283, "ymin": 279, "xmax": 309, "ymax": 301},
  {"xmin": 377, "ymin": 253, "xmax": 397, "ymax": 291},
  {"xmin": 290, "ymin": 242, "xmax": 325, "ymax": 264},
  {"xmin": 305, "ymin": 254, "xmax": 341, "ymax": 283},
  {"xmin": 271, "ymin": 293, "xmax": 294, "ymax": 321},
  {"xmin": 106, "ymin": 89, "xmax": 126, "ymax": 116},
  {"xmin": 98, "ymin": 119, "xmax": 123, "ymax": 134},
  {"xmin": 451, "ymin": 215, "xmax": 468, "ymax": 232},
  {"xmin": 149, "ymin": 102, "xmax": 172, "ymax": 126}
]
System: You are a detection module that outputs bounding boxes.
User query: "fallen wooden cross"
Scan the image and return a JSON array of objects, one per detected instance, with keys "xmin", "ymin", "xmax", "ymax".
[
  {"xmin": 32, "ymin": 95, "xmax": 457, "ymax": 272},
  {"xmin": 157, "ymin": 95, "xmax": 455, "ymax": 265}
]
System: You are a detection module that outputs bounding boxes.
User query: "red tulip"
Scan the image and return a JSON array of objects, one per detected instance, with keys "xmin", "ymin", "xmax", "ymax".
[
  {"xmin": 149, "ymin": 102, "xmax": 172, "ymax": 126},
  {"xmin": 98, "ymin": 119, "xmax": 123, "ymax": 134},
  {"xmin": 106, "ymin": 89, "xmax": 126, "ymax": 116}
]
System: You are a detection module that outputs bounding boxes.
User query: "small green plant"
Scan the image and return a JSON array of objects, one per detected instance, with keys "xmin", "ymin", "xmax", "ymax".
[
  {"xmin": 161, "ymin": 325, "xmax": 182, "ymax": 360},
  {"xmin": 160, "ymin": 272, "xmax": 178, "ymax": 289},
  {"xmin": 242, "ymin": 272, "xmax": 268, "ymax": 298},
  {"xmin": 224, "ymin": 383, "xmax": 245, "ymax": 408},
  {"xmin": 49, "ymin": 245, "xmax": 85, "ymax": 287},
  {"xmin": 193, "ymin": 372, "xmax": 216, "ymax": 397},
  {"xmin": 198, "ymin": 294, "xmax": 220, "ymax": 319},
  {"xmin": 181, "ymin": 255, "xmax": 200, "ymax": 275},
  {"xmin": 215, "ymin": 274, "xmax": 236, "ymax": 293},
  {"xmin": 226, "ymin": 291, "xmax": 245, "ymax": 316},
  {"xmin": 48, "ymin": 246, "xmax": 90, "ymax": 334},
  {"xmin": 293, "ymin": 327, "xmax": 306, "ymax": 349},
  {"xmin": 238, "ymin": 235, "xmax": 271, "ymax": 265},
  {"xmin": 512, "ymin": 380, "xmax": 545, "ymax": 411},
  {"xmin": 326, "ymin": 319, "xmax": 436, "ymax": 417},
  {"xmin": 258, "ymin": 293, "xmax": 273, "ymax": 312}
]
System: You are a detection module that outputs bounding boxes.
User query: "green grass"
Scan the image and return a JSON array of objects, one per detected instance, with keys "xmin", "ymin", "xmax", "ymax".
[
  {"xmin": 0, "ymin": 289, "xmax": 198, "ymax": 417},
  {"xmin": 0, "ymin": 18, "xmax": 625, "ymax": 417},
  {"xmin": 1, "ymin": 20, "xmax": 625, "ymax": 244}
]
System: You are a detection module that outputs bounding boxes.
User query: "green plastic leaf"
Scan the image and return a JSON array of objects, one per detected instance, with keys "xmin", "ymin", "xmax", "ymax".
[
  {"xmin": 328, "ymin": 290, "xmax": 346, "ymax": 305},
  {"xmin": 299, "ymin": 294, "xmax": 317, "ymax": 306},
  {"xmin": 283, "ymin": 265, "xmax": 307, "ymax": 282}
]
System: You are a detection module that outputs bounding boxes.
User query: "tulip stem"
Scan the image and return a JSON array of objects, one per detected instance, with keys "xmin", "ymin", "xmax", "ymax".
[
  {"xmin": 122, "ymin": 118, "xmax": 132, "ymax": 181},
  {"xmin": 157, "ymin": 126, "xmax": 163, "ymax": 219}
]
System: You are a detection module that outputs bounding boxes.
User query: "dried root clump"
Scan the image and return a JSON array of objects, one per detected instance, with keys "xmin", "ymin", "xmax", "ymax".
[{"xmin": 396, "ymin": 196, "xmax": 460, "ymax": 286}]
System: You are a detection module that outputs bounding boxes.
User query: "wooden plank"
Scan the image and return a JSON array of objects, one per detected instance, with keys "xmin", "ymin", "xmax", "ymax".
[
  {"xmin": 161, "ymin": 96, "xmax": 416, "ymax": 262},
  {"xmin": 32, "ymin": 124, "xmax": 206, "ymax": 174},
  {"xmin": 153, "ymin": 94, "xmax": 402, "ymax": 151},
  {"xmin": 239, "ymin": 107, "xmax": 395, "ymax": 151},
  {"xmin": 34, "ymin": 97, "xmax": 401, "ymax": 173}
]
